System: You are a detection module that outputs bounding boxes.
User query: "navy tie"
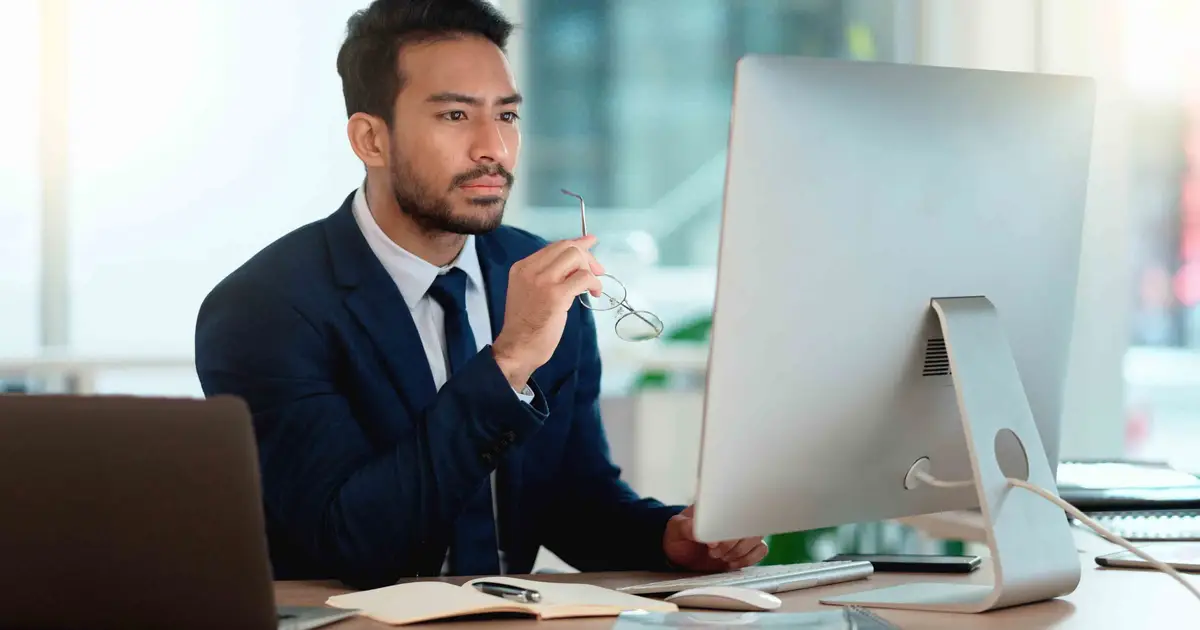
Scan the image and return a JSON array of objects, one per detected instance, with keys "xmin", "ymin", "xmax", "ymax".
[{"xmin": 426, "ymin": 268, "xmax": 501, "ymax": 576}]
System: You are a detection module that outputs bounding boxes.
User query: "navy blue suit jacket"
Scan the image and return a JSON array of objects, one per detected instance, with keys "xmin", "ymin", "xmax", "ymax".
[{"xmin": 194, "ymin": 191, "xmax": 683, "ymax": 588}]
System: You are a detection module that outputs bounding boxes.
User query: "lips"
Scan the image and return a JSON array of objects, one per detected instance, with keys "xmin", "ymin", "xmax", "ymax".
[{"xmin": 460, "ymin": 177, "xmax": 507, "ymax": 189}]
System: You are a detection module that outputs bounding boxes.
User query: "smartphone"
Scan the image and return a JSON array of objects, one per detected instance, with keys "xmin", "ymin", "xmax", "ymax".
[
  {"xmin": 825, "ymin": 553, "xmax": 982, "ymax": 573},
  {"xmin": 1095, "ymin": 543, "xmax": 1200, "ymax": 572}
]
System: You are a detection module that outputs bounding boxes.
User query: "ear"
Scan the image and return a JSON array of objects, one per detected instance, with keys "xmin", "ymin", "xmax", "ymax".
[{"xmin": 347, "ymin": 113, "xmax": 389, "ymax": 169}]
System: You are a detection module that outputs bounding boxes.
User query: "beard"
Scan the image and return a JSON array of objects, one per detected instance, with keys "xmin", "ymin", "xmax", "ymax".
[{"xmin": 389, "ymin": 152, "xmax": 513, "ymax": 235}]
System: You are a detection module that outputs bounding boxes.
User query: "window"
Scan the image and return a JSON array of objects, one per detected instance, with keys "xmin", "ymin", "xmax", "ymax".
[
  {"xmin": 516, "ymin": 0, "xmax": 894, "ymax": 263},
  {"xmin": 1119, "ymin": 0, "xmax": 1200, "ymax": 468},
  {"xmin": 63, "ymin": 0, "xmax": 367, "ymax": 393},
  {"xmin": 0, "ymin": 0, "xmax": 41, "ymax": 359},
  {"xmin": 507, "ymin": 0, "xmax": 896, "ymax": 391}
]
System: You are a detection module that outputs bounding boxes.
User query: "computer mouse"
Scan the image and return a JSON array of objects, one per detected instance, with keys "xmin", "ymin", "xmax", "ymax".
[{"xmin": 665, "ymin": 586, "xmax": 782, "ymax": 611}]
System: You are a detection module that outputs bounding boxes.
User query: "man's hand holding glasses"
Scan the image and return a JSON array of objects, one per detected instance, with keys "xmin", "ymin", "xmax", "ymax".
[
  {"xmin": 491, "ymin": 189, "xmax": 664, "ymax": 392},
  {"xmin": 492, "ymin": 235, "xmax": 606, "ymax": 391}
]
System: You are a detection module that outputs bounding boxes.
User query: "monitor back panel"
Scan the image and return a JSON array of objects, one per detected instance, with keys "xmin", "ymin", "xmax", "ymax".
[{"xmin": 695, "ymin": 56, "xmax": 1094, "ymax": 542}]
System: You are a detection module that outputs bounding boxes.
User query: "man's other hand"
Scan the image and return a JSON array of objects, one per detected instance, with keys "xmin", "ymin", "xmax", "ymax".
[{"xmin": 663, "ymin": 505, "xmax": 768, "ymax": 572}]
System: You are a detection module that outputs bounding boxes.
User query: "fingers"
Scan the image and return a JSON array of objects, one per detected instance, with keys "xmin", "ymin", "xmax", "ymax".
[
  {"xmin": 673, "ymin": 506, "xmax": 764, "ymax": 569},
  {"xmin": 511, "ymin": 238, "xmax": 580, "ymax": 275},
  {"xmin": 513, "ymin": 238, "xmax": 606, "ymax": 306},
  {"xmin": 528, "ymin": 234, "xmax": 597, "ymax": 268},
  {"xmin": 543, "ymin": 245, "xmax": 592, "ymax": 283},
  {"xmin": 707, "ymin": 539, "xmax": 739, "ymax": 561},
  {"xmin": 703, "ymin": 536, "xmax": 767, "ymax": 568},
  {"xmin": 555, "ymin": 244, "xmax": 604, "ymax": 278},
  {"xmin": 677, "ymin": 512, "xmax": 697, "ymax": 543},
  {"xmin": 564, "ymin": 270, "xmax": 604, "ymax": 303},
  {"xmin": 585, "ymin": 250, "xmax": 604, "ymax": 276},
  {"xmin": 721, "ymin": 537, "xmax": 763, "ymax": 563},
  {"xmin": 726, "ymin": 540, "xmax": 769, "ymax": 569},
  {"xmin": 528, "ymin": 236, "xmax": 603, "ymax": 276}
]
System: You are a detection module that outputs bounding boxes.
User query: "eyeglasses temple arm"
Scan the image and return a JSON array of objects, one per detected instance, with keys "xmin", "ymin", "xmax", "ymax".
[
  {"xmin": 560, "ymin": 189, "xmax": 588, "ymax": 237},
  {"xmin": 618, "ymin": 299, "xmax": 659, "ymax": 330}
]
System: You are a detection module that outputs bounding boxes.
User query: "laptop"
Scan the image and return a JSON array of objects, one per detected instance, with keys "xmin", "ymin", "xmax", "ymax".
[{"xmin": 0, "ymin": 394, "xmax": 358, "ymax": 630}]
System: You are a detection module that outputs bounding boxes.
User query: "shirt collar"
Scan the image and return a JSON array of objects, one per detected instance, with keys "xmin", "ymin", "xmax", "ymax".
[{"xmin": 351, "ymin": 185, "xmax": 483, "ymax": 309}]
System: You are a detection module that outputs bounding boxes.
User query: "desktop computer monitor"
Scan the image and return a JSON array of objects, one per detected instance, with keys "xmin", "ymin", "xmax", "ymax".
[{"xmin": 691, "ymin": 55, "xmax": 1095, "ymax": 613}]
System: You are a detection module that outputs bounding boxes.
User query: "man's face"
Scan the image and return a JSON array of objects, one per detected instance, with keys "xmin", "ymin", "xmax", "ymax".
[{"xmin": 387, "ymin": 35, "xmax": 521, "ymax": 235}]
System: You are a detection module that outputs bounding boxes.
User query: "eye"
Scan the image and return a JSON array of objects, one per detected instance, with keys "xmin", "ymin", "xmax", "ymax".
[
  {"xmin": 499, "ymin": 111, "xmax": 520, "ymax": 124},
  {"xmin": 440, "ymin": 111, "xmax": 467, "ymax": 121}
]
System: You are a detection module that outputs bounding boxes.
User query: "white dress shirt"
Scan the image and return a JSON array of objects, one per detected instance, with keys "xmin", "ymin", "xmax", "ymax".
[
  {"xmin": 351, "ymin": 186, "xmax": 532, "ymax": 403},
  {"xmin": 351, "ymin": 185, "xmax": 527, "ymax": 574}
]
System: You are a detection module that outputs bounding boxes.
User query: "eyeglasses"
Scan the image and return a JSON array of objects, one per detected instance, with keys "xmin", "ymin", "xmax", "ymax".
[{"xmin": 561, "ymin": 189, "xmax": 664, "ymax": 342}]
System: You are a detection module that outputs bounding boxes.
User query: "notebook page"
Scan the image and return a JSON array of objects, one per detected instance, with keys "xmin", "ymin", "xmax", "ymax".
[
  {"xmin": 463, "ymin": 576, "xmax": 678, "ymax": 614},
  {"xmin": 326, "ymin": 581, "xmax": 531, "ymax": 625}
]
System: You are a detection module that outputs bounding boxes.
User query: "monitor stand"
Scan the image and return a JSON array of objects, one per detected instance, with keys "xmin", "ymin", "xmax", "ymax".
[{"xmin": 821, "ymin": 296, "xmax": 1081, "ymax": 613}]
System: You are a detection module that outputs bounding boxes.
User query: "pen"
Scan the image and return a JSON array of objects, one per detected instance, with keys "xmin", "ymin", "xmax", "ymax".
[{"xmin": 472, "ymin": 581, "xmax": 542, "ymax": 603}]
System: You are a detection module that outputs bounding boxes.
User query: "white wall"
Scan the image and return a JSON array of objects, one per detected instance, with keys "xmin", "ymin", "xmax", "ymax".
[
  {"xmin": 0, "ymin": 0, "xmax": 42, "ymax": 359},
  {"xmin": 916, "ymin": 0, "xmax": 1131, "ymax": 460},
  {"xmin": 1041, "ymin": 0, "xmax": 1133, "ymax": 460},
  {"xmin": 65, "ymin": 0, "xmax": 367, "ymax": 374}
]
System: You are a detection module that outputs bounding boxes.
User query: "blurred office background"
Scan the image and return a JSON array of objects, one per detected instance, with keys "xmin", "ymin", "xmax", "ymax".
[{"xmin": 2, "ymin": 0, "xmax": 1199, "ymax": 558}]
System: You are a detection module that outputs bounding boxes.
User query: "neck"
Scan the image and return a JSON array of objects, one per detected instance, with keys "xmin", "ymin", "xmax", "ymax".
[{"xmin": 365, "ymin": 174, "xmax": 467, "ymax": 267}]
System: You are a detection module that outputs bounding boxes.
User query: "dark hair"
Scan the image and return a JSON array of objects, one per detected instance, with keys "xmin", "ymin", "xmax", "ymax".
[{"xmin": 336, "ymin": 0, "xmax": 513, "ymax": 126}]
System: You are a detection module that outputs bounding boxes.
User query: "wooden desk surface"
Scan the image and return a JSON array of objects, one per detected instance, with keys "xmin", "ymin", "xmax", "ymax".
[{"xmin": 275, "ymin": 530, "xmax": 1198, "ymax": 628}]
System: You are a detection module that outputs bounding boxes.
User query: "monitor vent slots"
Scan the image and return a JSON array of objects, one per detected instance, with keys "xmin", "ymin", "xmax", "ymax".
[{"xmin": 923, "ymin": 338, "xmax": 951, "ymax": 376}]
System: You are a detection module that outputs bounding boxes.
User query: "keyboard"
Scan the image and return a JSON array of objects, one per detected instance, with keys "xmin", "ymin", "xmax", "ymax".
[
  {"xmin": 617, "ymin": 560, "xmax": 874, "ymax": 595},
  {"xmin": 1075, "ymin": 509, "xmax": 1200, "ymax": 541}
]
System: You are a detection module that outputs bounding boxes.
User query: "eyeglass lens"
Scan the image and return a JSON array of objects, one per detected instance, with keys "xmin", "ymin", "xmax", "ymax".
[{"xmin": 615, "ymin": 308, "xmax": 665, "ymax": 342}]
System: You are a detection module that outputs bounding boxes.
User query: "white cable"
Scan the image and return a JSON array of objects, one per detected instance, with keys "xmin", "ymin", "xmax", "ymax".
[
  {"xmin": 914, "ymin": 472, "xmax": 973, "ymax": 489},
  {"xmin": 912, "ymin": 470, "xmax": 1200, "ymax": 603}
]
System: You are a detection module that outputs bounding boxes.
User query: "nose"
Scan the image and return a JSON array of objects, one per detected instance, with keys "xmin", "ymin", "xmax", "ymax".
[{"xmin": 469, "ymin": 119, "xmax": 510, "ymax": 164}]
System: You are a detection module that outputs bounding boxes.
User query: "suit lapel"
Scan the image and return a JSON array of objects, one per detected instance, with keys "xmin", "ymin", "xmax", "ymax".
[
  {"xmin": 325, "ymin": 201, "xmax": 530, "ymax": 556},
  {"xmin": 324, "ymin": 193, "xmax": 438, "ymax": 419},
  {"xmin": 343, "ymin": 288, "xmax": 438, "ymax": 417},
  {"xmin": 475, "ymin": 234, "xmax": 525, "ymax": 555},
  {"xmin": 475, "ymin": 234, "xmax": 509, "ymax": 342}
]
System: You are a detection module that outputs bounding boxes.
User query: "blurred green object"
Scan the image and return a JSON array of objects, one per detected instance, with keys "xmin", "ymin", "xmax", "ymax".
[
  {"xmin": 943, "ymin": 539, "xmax": 967, "ymax": 556},
  {"xmin": 762, "ymin": 529, "xmax": 837, "ymax": 564},
  {"xmin": 845, "ymin": 22, "xmax": 877, "ymax": 60},
  {"xmin": 632, "ymin": 315, "xmax": 711, "ymax": 390},
  {"xmin": 630, "ymin": 312, "xmax": 972, "ymax": 561}
]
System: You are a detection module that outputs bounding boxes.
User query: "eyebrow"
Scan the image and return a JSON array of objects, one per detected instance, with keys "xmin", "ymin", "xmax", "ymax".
[{"xmin": 426, "ymin": 92, "xmax": 523, "ymax": 106}]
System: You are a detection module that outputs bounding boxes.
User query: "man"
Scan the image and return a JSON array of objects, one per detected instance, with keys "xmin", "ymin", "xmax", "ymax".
[{"xmin": 194, "ymin": 0, "xmax": 766, "ymax": 588}]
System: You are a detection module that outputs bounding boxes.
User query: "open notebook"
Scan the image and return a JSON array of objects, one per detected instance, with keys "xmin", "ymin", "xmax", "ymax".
[{"xmin": 325, "ymin": 576, "xmax": 678, "ymax": 625}]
